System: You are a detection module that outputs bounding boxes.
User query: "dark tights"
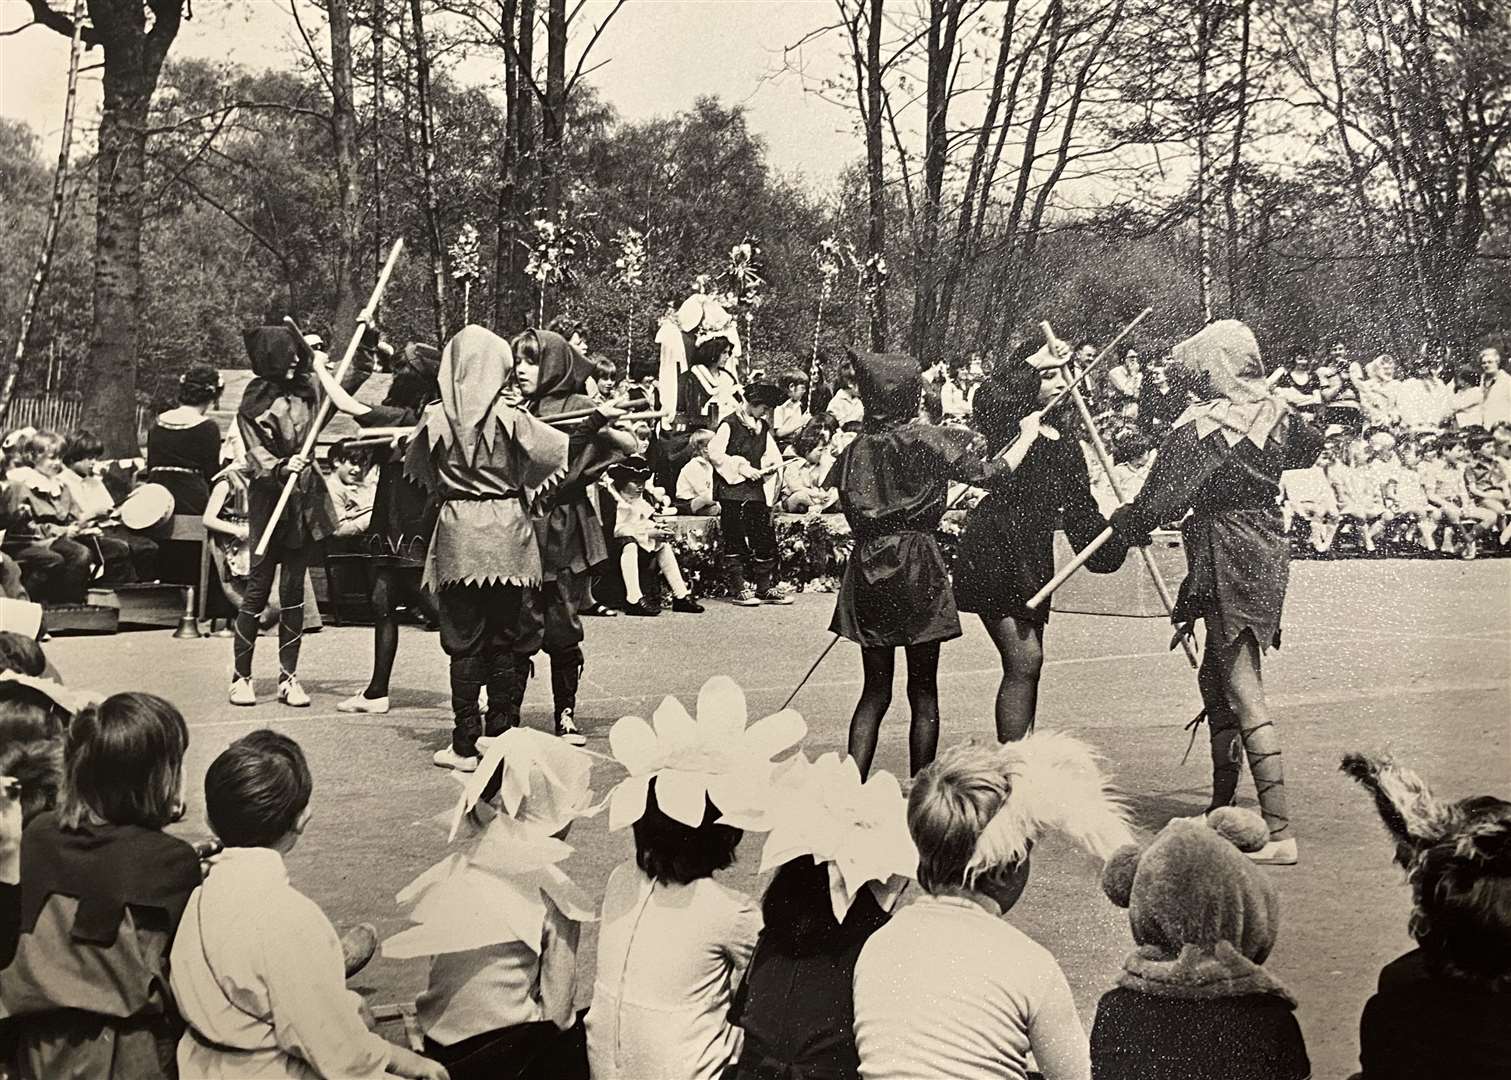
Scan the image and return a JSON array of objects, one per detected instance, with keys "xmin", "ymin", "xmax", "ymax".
[
  {"xmin": 364, "ymin": 567, "xmax": 439, "ymax": 699},
  {"xmin": 233, "ymin": 546, "xmax": 315, "ymax": 681},
  {"xmin": 847, "ymin": 642, "xmax": 941, "ymax": 779},
  {"xmin": 981, "ymin": 615, "xmax": 1045, "ymax": 743}
]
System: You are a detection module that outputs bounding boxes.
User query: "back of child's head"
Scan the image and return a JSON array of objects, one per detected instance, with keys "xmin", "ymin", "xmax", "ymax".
[
  {"xmin": 60, "ymin": 692, "xmax": 188, "ymax": 830},
  {"xmin": 792, "ymin": 423, "xmax": 825, "ymax": 461},
  {"xmin": 206, "ymin": 728, "xmax": 313, "ymax": 847},
  {"xmin": 0, "ymin": 632, "xmax": 47, "ymax": 678},
  {"xmin": 0, "ymin": 736, "xmax": 64, "ymax": 825},
  {"xmin": 688, "ymin": 429, "xmax": 715, "ymax": 452},
  {"xmin": 908, "ymin": 742, "xmax": 1012, "ymax": 892},
  {"xmin": 632, "ymin": 776, "xmax": 742, "ymax": 885},
  {"xmin": 760, "ymin": 856, "xmax": 887, "ymax": 956},
  {"xmin": 1113, "ymin": 430, "xmax": 1155, "ymax": 466}
]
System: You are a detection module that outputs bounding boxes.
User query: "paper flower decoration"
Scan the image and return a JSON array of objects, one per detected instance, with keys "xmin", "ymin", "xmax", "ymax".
[
  {"xmin": 447, "ymin": 726, "xmax": 597, "ymax": 842},
  {"xmin": 724, "ymin": 237, "xmax": 766, "ymax": 304},
  {"xmin": 612, "ymin": 228, "xmax": 647, "ymax": 289},
  {"xmin": 813, "ymin": 236, "xmax": 844, "ymax": 289},
  {"xmin": 760, "ymin": 752, "xmax": 919, "ymax": 922},
  {"xmin": 606, "ymin": 675, "xmax": 807, "ymax": 831},
  {"xmin": 449, "ymin": 223, "xmax": 481, "ymax": 283}
]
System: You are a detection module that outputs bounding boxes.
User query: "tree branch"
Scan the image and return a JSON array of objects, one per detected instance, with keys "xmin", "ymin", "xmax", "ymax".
[{"xmin": 19, "ymin": 0, "xmax": 99, "ymax": 46}]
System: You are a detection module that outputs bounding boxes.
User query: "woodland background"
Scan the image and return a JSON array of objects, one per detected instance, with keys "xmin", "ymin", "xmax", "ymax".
[{"xmin": 1, "ymin": 0, "xmax": 1507, "ymax": 452}]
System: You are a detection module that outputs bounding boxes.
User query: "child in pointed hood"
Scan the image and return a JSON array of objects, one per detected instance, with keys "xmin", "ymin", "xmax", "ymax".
[
  {"xmin": 1109, "ymin": 320, "xmax": 1327, "ymax": 866},
  {"xmin": 507, "ymin": 329, "xmax": 637, "ymax": 747},
  {"xmin": 405, "ymin": 325, "xmax": 570, "ymax": 772}
]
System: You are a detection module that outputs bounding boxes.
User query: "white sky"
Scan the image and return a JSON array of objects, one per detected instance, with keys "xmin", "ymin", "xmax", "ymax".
[{"xmin": 0, "ymin": 0, "xmax": 859, "ymax": 185}]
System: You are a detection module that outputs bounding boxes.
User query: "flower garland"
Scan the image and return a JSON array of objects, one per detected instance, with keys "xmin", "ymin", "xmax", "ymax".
[
  {"xmin": 613, "ymin": 228, "xmax": 647, "ymax": 375},
  {"xmin": 449, "ymin": 223, "xmax": 482, "ymax": 325},
  {"xmin": 723, "ymin": 238, "xmax": 765, "ymax": 375},
  {"xmin": 810, "ymin": 236, "xmax": 845, "ymax": 404},
  {"xmin": 523, "ymin": 209, "xmax": 595, "ymax": 325}
]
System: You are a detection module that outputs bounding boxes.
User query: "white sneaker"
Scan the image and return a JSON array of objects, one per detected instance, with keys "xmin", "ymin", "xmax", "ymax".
[
  {"xmin": 337, "ymin": 693, "xmax": 389, "ymax": 714},
  {"xmin": 432, "ymin": 747, "xmax": 479, "ymax": 773},
  {"xmin": 278, "ymin": 677, "xmax": 311, "ymax": 708},
  {"xmin": 556, "ymin": 708, "xmax": 588, "ymax": 747},
  {"xmin": 229, "ymin": 677, "xmax": 256, "ymax": 707},
  {"xmin": 1246, "ymin": 836, "xmax": 1298, "ymax": 865}
]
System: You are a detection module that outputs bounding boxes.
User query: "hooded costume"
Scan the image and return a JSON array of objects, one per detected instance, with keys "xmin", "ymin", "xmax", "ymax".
[
  {"xmin": 512, "ymin": 331, "xmax": 636, "ymax": 734},
  {"xmin": 1342, "ymin": 753, "xmax": 1511, "ymax": 1079},
  {"xmin": 826, "ymin": 351, "xmax": 1010, "ymax": 647},
  {"xmin": 405, "ymin": 326, "xmax": 569, "ymax": 759},
  {"xmin": 953, "ymin": 350, "xmax": 1130, "ymax": 627},
  {"xmin": 1090, "ymin": 809, "xmax": 1310, "ymax": 1080}
]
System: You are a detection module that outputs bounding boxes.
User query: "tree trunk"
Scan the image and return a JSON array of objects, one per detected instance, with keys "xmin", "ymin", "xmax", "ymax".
[
  {"xmin": 328, "ymin": 0, "xmax": 362, "ymax": 334},
  {"xmin": 1, "ymin": 0, "xmax": 85, "ymax": 423},
  {"xmin": 494, "ymin": 0, "xmax": 520, "ymax": 329},
  {"xmin": 1221, "ymin": 0, "xmax": 1251, "ymax": 317},
  {"xmin": 542, "ymin": 0, "xmax": 567, "ymax": 225},
  {"xmin": 372, "ymin": 0, "xmax": 386, "ymax": 279},
  {"xmin": 864, "ymin": 0, "xmax": 888, "ymax": 351},
  {"xmin": 1194, "ymin": 1, "xmax": 1214, "ymax": 323},
  {"xmin": 409, "ymin": 0, "xmax": 448, "ymax": 343},
  {"xmin": 910, "ymin": 0, "xmax": 964, "ymax": 360}
]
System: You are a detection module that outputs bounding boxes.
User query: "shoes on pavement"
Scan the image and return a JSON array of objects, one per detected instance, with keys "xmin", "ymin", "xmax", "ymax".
[
  {"xmin": 583, "ymin": 602, "xmax": 620, "ymax": 617},
  {"xmin": 432, "ymin": 747, "xmax": 479, "ymax": 773},
  {"xmin": 672, "ymin": 595, "xmax": 705, "ymax": 613},
  {"xmin": 556, "ymin": 708, "xmax": 588, "ymax": 747},
  {"xmin": 729, "ymin": 586, "xmax": 762, "ymax": 607},
  {"xmin": 756, "ymin": 587, "xmax": 794, "ymax": 606},
  {"xmin": 278, "ymin": 676, "xmax": 311, "ymax": 708},
  {"xmin": 339, "ymin": 924, "xmax": 378, "ymax": 978},
  {"xmin": 623, "ymin": 598, "xmax": 662, "ymax": 616},
  {"xmin": 1245, "ymin": 836, "xmax": 1298, "ymax": 866},
  {"xmin": 229, "ymin": 677, "xmax": 256, "ymax": 707},
  {"xmin": 337, "ymin": 693, "xmax": 390, "ymax": 714}
]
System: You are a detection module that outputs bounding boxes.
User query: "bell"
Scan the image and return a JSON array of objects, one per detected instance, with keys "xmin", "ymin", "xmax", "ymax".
[{"xmin": 173, "ymin": 586, "xmax": 202, "ymax": 640}]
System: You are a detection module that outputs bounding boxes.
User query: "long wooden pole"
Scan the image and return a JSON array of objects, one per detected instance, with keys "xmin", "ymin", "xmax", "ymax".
[{"xmin": 255, "ymin": 238, "xmax": 405, "ymax": 556}]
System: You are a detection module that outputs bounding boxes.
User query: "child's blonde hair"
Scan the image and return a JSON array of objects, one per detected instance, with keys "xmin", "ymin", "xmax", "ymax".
[{"xmin": 908, "ymin": 742, "xmax": 1011, "ymax": 891}]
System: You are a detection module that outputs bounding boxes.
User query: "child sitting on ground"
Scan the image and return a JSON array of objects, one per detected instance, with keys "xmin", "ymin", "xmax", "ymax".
[
  {"xmin": 1090, "ymin": 808, "xmax": 1309, "ymax": 1080},
  {"xmin": 0, "ymin": 693, "xmax": 200, "ymax": 1080},
  {"xmin": 674, "ymin": 429, "xmax": 718, "ymax": 515},
  {"xmin": 610, "ymin": 462, "xmax": 703, "ymax": 617},
  {"xmin": 325, "ymin": 440, "xmax": 377, "ymax": 537},
  {"xmin": 385, "ymin": 728, "xmax": 598, "ymax": 1080},
  {"xmin": 1281, "ymin": 439, "xmax": 1340, "ymax": 553},
  {"xmin": 852, "ymin": 734, "xmax": 1135, "ymax": 1080},
  {"xmin": 1342, "ymin": 753, "xmax": 1510, "ymax": 1079},
  {"xmin": 171, "ymin": 729, "xmax": 447, "ymax": 1080},
  {"xmin": 781, "ymin": 425, "xmax": 838, "ymax": 513}
]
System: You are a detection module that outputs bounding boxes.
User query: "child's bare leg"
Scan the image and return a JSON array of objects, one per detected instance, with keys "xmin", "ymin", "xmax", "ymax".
[
  {"xmin": 981, "ymin": 615, "xmax": 1044, "ymax": 743},
  {"xmin": 1225, "ymin": 631, "xmax": 1289, "ymax": 840},
  {"xmin": 903, "ymin": 641, "xmax": 942, "ymax": 776},
  {"xmin": 848, "ymin": 646, "xmax": 895, "ymax": 779},
  {"xmin": 1415, "ymin": 513, "xmax": 1437, "ymax": 550}
]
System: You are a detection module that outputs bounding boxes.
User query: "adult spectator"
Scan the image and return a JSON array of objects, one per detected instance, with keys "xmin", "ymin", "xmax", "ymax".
[
  {"xmin": 145, "ymin": 364, "xmax": 223, "ymax": 517},
  {"xmin": 1478, "ymin": 345, "xmax": 1510, "ymax": 429},
  {"xmin": 1106, "ymin": 346, "xmax": 1143, "ymax": 419},
  {"xmin": 1137, "ymin": 353, "xmax": 1192, "ymax": 436}
]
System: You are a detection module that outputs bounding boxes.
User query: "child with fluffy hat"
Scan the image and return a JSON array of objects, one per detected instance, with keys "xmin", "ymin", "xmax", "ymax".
[
  {"xmin": 1342, "ymin": 752, "xmax": 1510, "ymax": 1080},
  {"xmin": 1090, "ymin": 808, "xmax": 1309, "ymax": 1080}
]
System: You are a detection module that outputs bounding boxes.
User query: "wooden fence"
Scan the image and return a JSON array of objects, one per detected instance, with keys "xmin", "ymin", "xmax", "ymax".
[{"xmin": 2, "ymin": 396, "xmax": 155, "ymax": 448}]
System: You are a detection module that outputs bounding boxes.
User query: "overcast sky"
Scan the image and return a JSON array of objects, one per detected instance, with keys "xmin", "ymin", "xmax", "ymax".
[{"xmin": 0, "ymin": 0, "xmax": 860, "ymax": 186}]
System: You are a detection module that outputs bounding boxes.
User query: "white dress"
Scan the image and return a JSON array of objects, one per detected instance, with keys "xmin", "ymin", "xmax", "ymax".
[{"xmin": 585, "ymin": 861, "xmax": 761, "ymax": 1080}]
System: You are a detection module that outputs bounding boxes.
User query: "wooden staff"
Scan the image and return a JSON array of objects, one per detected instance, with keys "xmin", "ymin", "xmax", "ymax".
[
  {"xmin": 255, "ymin": 238, "xmax": 404, "ymax": 556},
  {"xmin": 1029, "ymin": 527, "xmax": 1114, "ymax": 609},
  {"xmin": 1043, "ymin": 321, "xmax": 1199, "ymax": 669}
]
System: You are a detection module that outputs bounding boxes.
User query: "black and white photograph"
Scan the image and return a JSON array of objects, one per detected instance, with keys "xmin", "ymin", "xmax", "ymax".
[{"xmin": 0, "ymin": 1, "xmax": 1507, "ymax": 1077}]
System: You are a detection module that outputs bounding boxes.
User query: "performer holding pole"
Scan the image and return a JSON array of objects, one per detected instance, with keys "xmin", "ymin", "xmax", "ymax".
[
  {"xmin": 1098, "ymin": 320, "xmax": 1325, "ymax": 866},
  {"xmin": 510, "ymin": 328, "xmax": 638, "ymax": 746},
  {"xmin": 951, "ymin": 338, "xmax": 1135, "ymax": 742},
  {"xmin": 313, "ymin": 342, "xmax": 444, "ymax": 715},
  {"xmin": 405, "ymin": 326, "xmax": 569, "ymax": 772},
  {"xmin": 228, "ymin": 325, "xmax": 380, "ymax": 707}
]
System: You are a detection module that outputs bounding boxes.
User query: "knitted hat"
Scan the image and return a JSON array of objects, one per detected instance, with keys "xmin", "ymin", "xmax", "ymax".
[{"xmin": 1102, "ymin": 808, "xmax": 1290, "ymax": 1001}]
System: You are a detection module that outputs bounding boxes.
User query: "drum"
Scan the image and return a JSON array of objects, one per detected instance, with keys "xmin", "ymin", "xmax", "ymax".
[{"xmin": 119, "ymin": 483, "xmax": 177, "ymax": 530}]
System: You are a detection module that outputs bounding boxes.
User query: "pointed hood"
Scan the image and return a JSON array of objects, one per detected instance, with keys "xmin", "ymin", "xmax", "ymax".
[
  {"xmin": 521, "ymin": 328, "xmax": 592, "ymax": 416},
  {"xmin": 439, "ymin": 325, "xmax": 514, "ymax": 464},
  {"xmin": 1168, "ymin": 320, "xmax": 1287, "ymax": 447},
  {"xmin": 238, "ymin": 325, "xmax": 317, "ymax": 422},
  {"xmin": 852, "ymin": 350, "xmax": 920, "ymax": 432}
]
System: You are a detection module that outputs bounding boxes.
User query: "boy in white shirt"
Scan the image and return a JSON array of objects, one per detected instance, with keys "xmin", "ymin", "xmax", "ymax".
[
  {"xmin": 610, "ymin": 463, "xmax": 704, "ymax": 617},
  {"xmin": 675, "ymin": 430, "xmax": 718, "ymax": 515},
  {"xmin": 771, "ymin": 372, "xmax": 811, "ymax": 448},
  {"xmin": 171, "ymin": 729, "xmax": 447, "ymax": 1080},
  {"xmin": 781, "ymin": 427, "xmax": 837, "ymax": 513}
]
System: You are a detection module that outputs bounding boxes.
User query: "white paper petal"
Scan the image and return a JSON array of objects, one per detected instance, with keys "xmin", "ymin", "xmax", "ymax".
[
  {"xmin": 742, "ymin": 709, "xmax": 808, "ymax": 760},
  {"xmin": 655, "ymin": 769, "xmax": 712, "ymax": 827},
  {"xmin": 609, "ymin": 715, "xmax": 659, "ymax": 774},
  {"xmin": 608, "ymin": 776, "xmax": 650, "ymax": 831},
  {"xmin": 538, "ymin": 865, "xmax": 600, "ymax": 924},
  {"xmin": 696, "ymin": 675, "xmax": 748, "ymax": 739},
  {"xmin": 395, "ymin": 853, "xmax": 467, "ymax": 908},
  {"xmin": 827, "ymin": 860, "xmax": 856, "ymax": 923},
  {"xmin": 651, "ymin": 695, "xmax": 698, "ymax": 752}
]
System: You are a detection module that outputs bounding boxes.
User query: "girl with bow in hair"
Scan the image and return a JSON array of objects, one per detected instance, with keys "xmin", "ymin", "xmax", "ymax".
[
  {"xmin": 1109, "ymin": 321, "xmax": 1326, "ymax": 866},
  {"xmin": 314, "ymin": 342, "xmax": 445, "ymax": 715}
]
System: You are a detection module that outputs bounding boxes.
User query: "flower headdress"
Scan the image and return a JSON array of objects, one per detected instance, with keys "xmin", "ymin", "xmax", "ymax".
[
  {"xmin": 0, "ymin": 668, "xmax": 101, "ymax": 715},
  {"xmin": 606, "ymin": 676, "xmax": 806, "ymax": 831},
  {"xmin": 967, "ymin": 731, "xmax": 1135, "ymax": 882},
  {"xmin": 760, "ymin": 752, "xmax": 918, "ymax": 921},
  {"xmin": 381, "ymin": 728, "xmax": 600, "ymax": 961}
]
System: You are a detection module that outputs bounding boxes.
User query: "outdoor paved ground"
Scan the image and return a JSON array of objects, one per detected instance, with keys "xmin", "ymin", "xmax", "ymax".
[{"xmin": 43, "ymin": 557, "xmax": 1511, "ymax": 1079}]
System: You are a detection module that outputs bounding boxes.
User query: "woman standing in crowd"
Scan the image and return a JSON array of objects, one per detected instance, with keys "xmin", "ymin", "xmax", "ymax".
[{"xmin": 145, "ymin": 364, "xmax": 223, "ymax": 516}]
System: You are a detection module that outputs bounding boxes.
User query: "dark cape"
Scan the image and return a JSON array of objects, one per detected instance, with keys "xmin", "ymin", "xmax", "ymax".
[{"xmin": 355, "ymin": 342, "xmax": 442, "ymax": 567}]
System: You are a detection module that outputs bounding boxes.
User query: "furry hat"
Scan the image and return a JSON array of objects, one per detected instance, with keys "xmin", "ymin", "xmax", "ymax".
[
  {"xmin": 1102, "ymin": 808, "xmax": 1291, "ymax": 1001},
  {"xmin": 1342, "ymin": 752, "xmax": 1511, "ymax": 987}
]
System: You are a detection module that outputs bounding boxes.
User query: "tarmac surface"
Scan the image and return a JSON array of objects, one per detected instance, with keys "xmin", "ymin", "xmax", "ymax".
[{"xmin": 43, "ymin": 557, "xmax": 1511, "ymax": 1079}]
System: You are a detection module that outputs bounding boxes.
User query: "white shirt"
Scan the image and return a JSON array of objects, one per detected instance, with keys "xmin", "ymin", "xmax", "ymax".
[
  {"xmin": 772, "ymin": 400, "xmax": 810, "ymax": 440},
  {"xmin": 58, "ymin": 469, "xmax": 115, "ymax": 521},
  {"xmin": 586, "ymin": 862, "xmax": 761, "ymax": 1080},
  {"xmin": 826, "ymin": 388, "xmax": 866, "ymax": 428},
  {"xmin": 853, "ymin": 894, "xmax": 1089, "ymax": 1080},
  {"xmin": 169, "ymin": 847, "xmax": 393, "ymax": 1080},
  {"xmin": 941, "ymin": 379, "xmax": 972, "ymax": 419},
  {"xmin": 708, "ymin": 417, "xmax": 783, "ymax": 505},
  {"xmin": 615, "ymin": 494, "xmax": 666, "ymax": 552},
  {"xmin": 676, "ymin": 456, "xmax": 716, "ymax": 505}
]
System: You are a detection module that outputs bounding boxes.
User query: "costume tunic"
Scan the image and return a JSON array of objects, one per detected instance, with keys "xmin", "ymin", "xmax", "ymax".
[
  {"xmin": 828, "ymin": 420, "xmax": 995, "ymax": 648},
  {"xmin": 953, "ymin": 378, "xmax": 1126, "ymax": 627},
  {"xmin": 350, "ymin": 345, "xmax": 441, "ymax": 568}
]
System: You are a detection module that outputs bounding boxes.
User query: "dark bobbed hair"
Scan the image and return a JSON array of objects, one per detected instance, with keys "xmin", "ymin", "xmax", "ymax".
[
  {"xmin": 61, "ymin": 430, "xmax": 105, "ymax": 465},
  {"xmin": 792, "ymin": 421, "xmax": 826, "ymax": 459},
  {"xmin": 632, "ymin": 777, "xmax": 743, "ymax": 885},
  {"xmin": 179, "ymin": 363, "xmax": 223, "ymax": 406},
  {"xmin": 206, "ymin": 728, "xmax": 313, "ymax": 847},
  {"xmin": 0, "ymin": 737, "xmax": 63, "ymax": 825},
  {"xmin": 59, "ymin": 692, "xmax": 188, "ymax": 830},
  {"xmin": 691, "ymin": 336, "xmax": 733, "ymax": 369},
  {"xmin": 759, "ymin": 856, "xmax": 890, "ymax": 957},
  {"xmin": 0, "ymin": 631, "xmax": 48, "ymax": 677},
  {"xmin": 0, "ymin": 684, "xmax": 65, "ymax": 747}
]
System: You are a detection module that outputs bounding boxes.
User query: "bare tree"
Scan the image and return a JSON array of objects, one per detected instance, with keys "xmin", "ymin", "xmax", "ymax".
[
  {"xmin": 409, "ymin": 0, "xmax": 448, "ymax": 342},
  {"xmin": 328, "ymin": 0, "xmax": 363, "ymax": 332}
]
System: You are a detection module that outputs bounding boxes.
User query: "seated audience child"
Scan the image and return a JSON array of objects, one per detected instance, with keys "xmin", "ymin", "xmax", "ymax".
[
  {"xmin": 1375, "ymin": 433, "xmax": 1436, "ymax": 551},
  {"xmin": 171, "ymin": 729, "xmax": 447, "ymax": 1080},
  {"xmin": 781, "ymin": 425, "xmax": 838, "ymax": 513},
  {"xmin": 2, "ymin": 430, "xmax": 98, "ymax": 601},
  {"xmin": 0, "ymin": 693, "xmax": 199, "ymax": 1080},
  {"xmin": 325, "ymin": 440, "xmax": 377, "ymax": 538},
  {"xmin": 59, "ymin": 429, "xmax": 159, "ymax": 582},
  {"xmin": 1424, "ymin": 434, "xmax": 1495, "ymax": 557},
  {"xmin": 588, "ymin": 677, "xmax": 803, "ymax": 1080},
  {"xmin": 1342, "ymin": 753, "xmax": 1511, "ymax": 1080},
  {"xmin": 610, "ymin": 462, "xmax": 704, "ymax": 617},
  {"xmin": 384, "ymin": 727, "xmax": 598, "ymax": 1080},
  {"xmin": 852, "ymin": 735, "xmax": 1135, "ymax": 1080},
  {"xmin": 1281, "ymin": 440, "xmax": 1340, "ymax": 553},
  {"xmin": 1328, "ymin": 436, "xmax": 1387, "ymax": 552},
  {"xmin": 772, "ymin": 371, "xmax": 812, "ymax": 447},
  {"xmin": 731, "ymin": 753, "xmax": 915, "ymax": 1080},
  {"xmin": 1090, "ymin": 808, "xmax": 1309, "ymax": 1080},
  {"xmin": 1463, "ymin": 428, "xmax": 1511, "ymax": 544},
  {"xmin": 675, "ymin": 429, "xmax": 719, "ymax": 515}
]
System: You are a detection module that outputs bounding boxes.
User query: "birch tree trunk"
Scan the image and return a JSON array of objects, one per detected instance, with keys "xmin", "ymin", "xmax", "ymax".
[
  {"xmin": 329, "ymin": 0, "xmax": 362, "ymax": 333},
  {"xmin": 410, "ymin": 0, "xmax": 449, "ymax": 343}
]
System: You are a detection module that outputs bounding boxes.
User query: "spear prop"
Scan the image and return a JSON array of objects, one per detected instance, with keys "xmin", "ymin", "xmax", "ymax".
[{"xmin": 255, "ymin": 238, "xmax": 405, "ymax": 557}]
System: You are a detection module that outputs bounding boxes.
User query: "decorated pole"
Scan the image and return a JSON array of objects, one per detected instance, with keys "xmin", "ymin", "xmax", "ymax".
[
  {"xmin": 613, "ymin": 228, "xmax": 646, "ymax": 379},
  {"xmin": 255, "ymin": 238, "xmax": 404, "ymax": 557},
  {"xmin": 449, "ymin": 223, "xmax": 481, "ymax": 326},
  {"xmin": 810, "ymin": 237, "xmax": 843, "ymax": 410}
]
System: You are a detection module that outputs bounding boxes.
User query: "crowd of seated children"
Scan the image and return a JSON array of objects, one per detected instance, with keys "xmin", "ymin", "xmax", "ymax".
[{"xmin": 2, "ymin": 430, "xmax": 103, "ymax": 603}]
